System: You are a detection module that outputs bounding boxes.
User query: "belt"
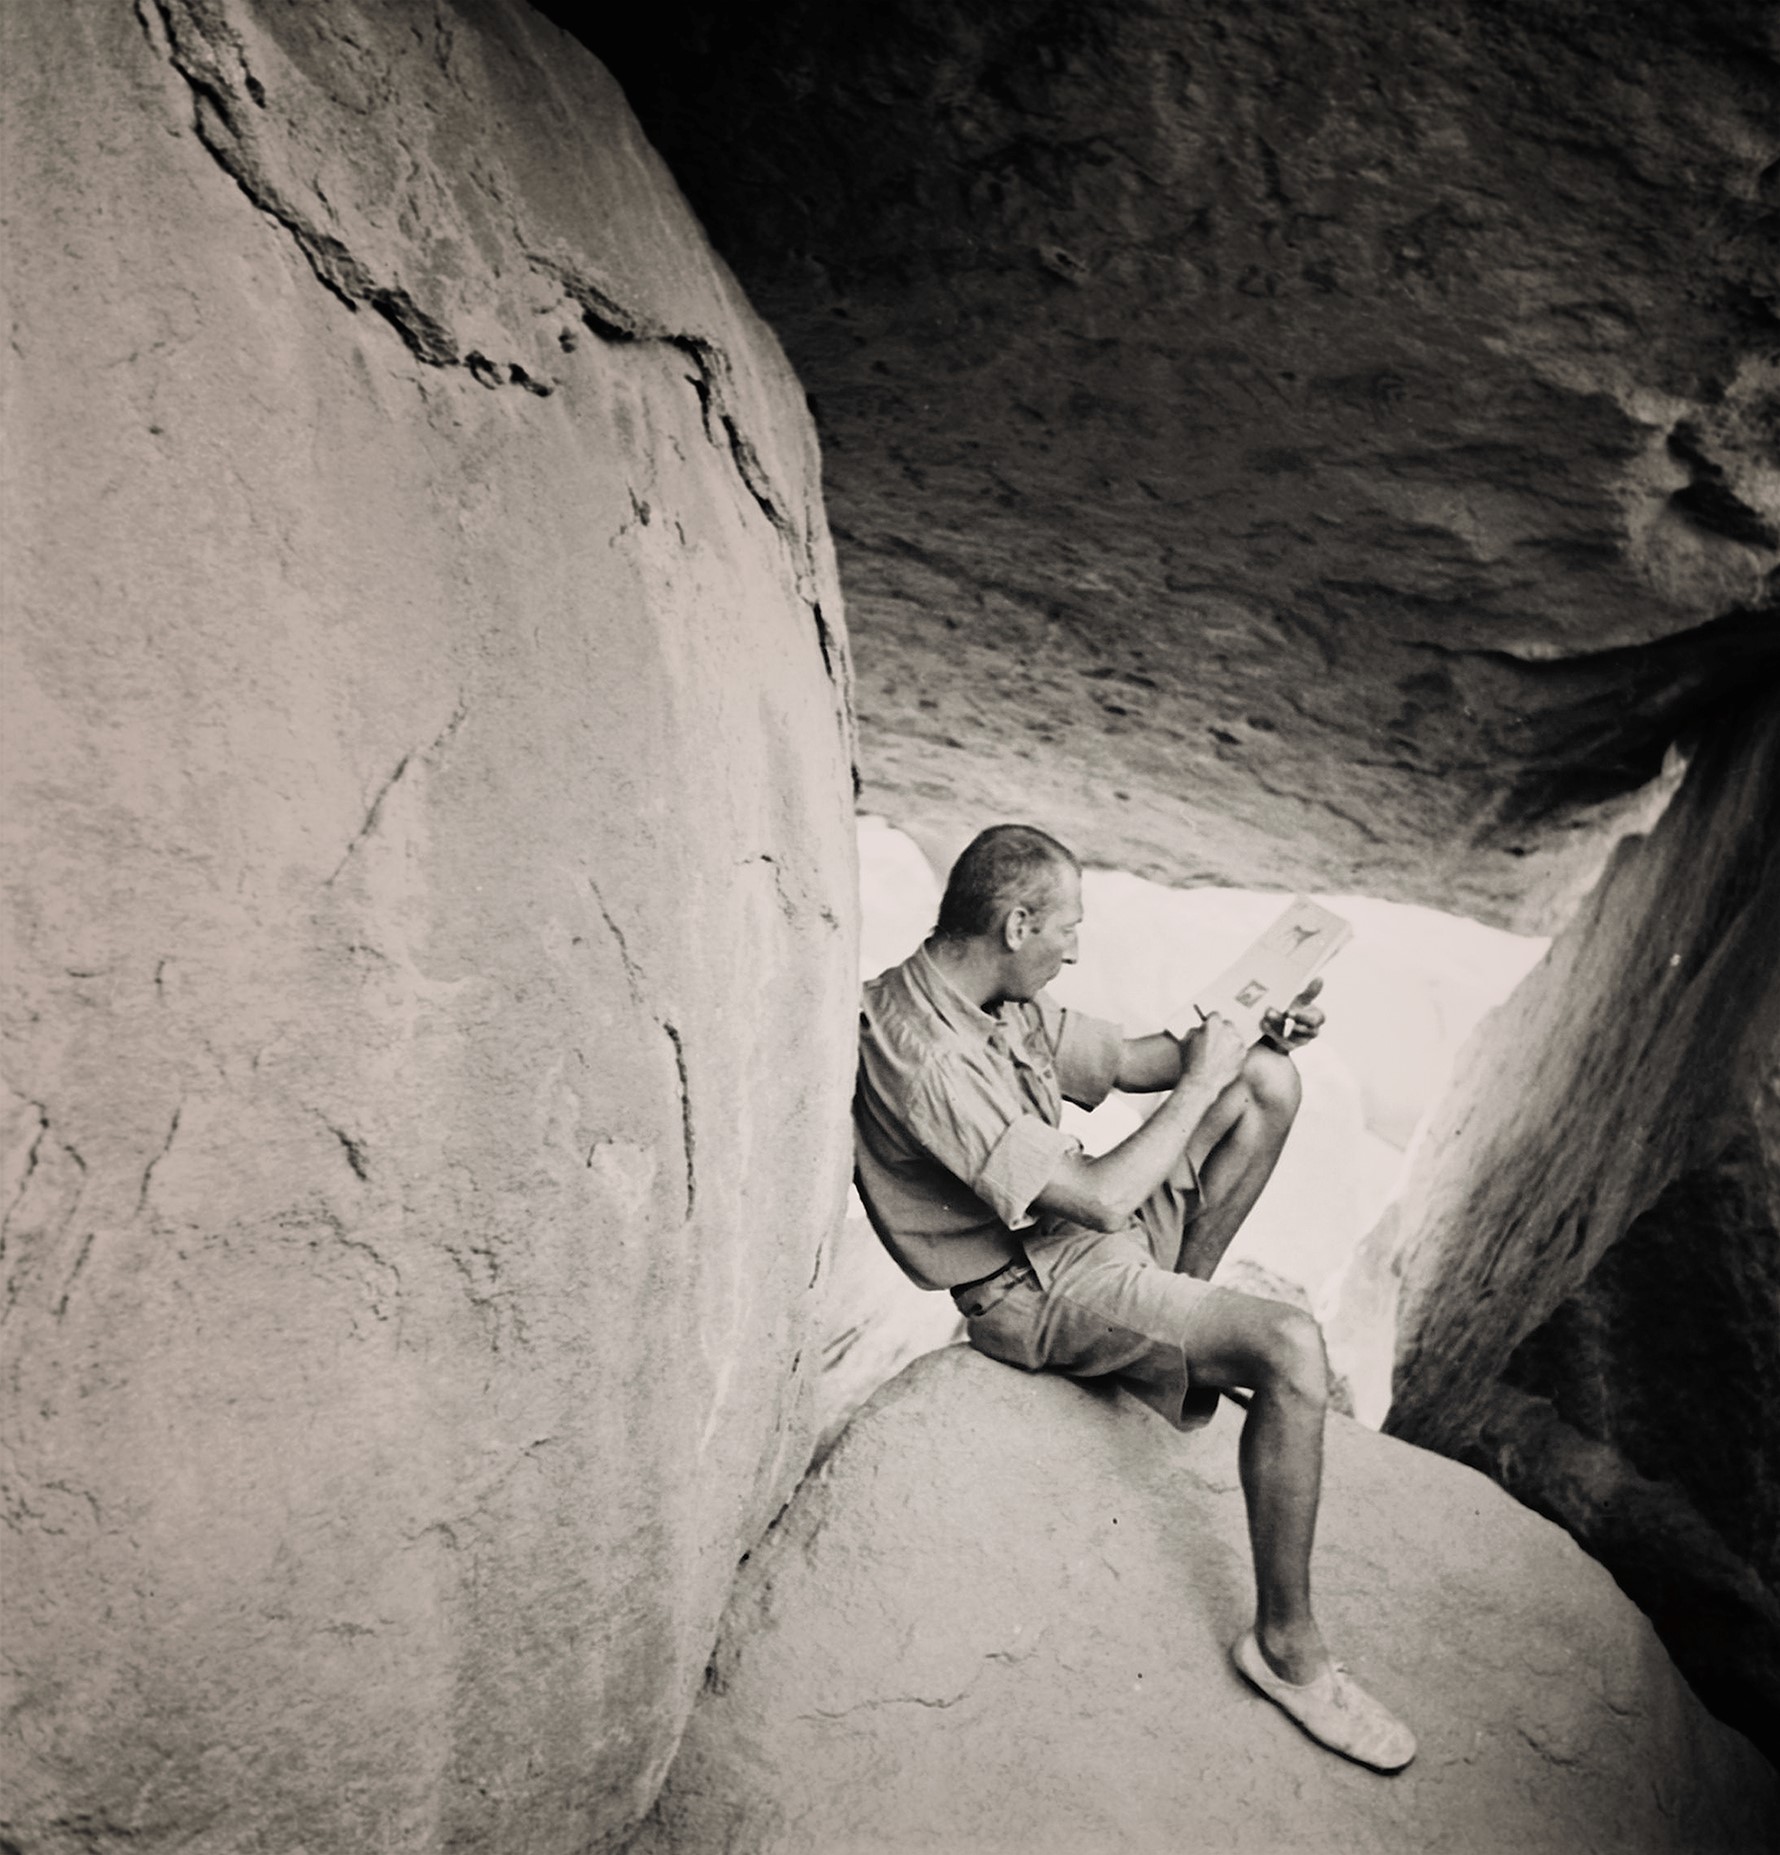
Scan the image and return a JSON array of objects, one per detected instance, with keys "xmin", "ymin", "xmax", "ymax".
[{"xmin": 950, "ymin": 1253, "xmax": 1032, "ymax": 1298}]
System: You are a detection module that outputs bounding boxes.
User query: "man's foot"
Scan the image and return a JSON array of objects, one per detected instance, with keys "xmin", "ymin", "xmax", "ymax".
[{"xmin": 1231, "ymin": 1630, "xmax": 1416, "ymax": 1773}]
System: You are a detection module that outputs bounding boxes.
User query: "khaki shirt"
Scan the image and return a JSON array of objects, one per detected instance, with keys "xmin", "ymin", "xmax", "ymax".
[{"xmin": 854, "ymin": 941, "xmax": 1126, "ymax": 1290}]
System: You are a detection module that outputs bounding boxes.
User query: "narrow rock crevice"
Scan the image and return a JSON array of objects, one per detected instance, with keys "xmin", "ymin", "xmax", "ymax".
[
  {"xmin": 51, "ymin": 1231, "xmax": 97, "ymax": 1320},
  {"xmin": 661, "ymin": 1021, "xmax": 695, "ymax": 1222},
  {"xmin": 142, "ymin": 0, "xmax": 525, "ymax": 384},
  {"xmin": 3, "ymin": 1102, "xmax": 52, "ymax": 1238},
  {"xmin": 3, "ymin": 1105, "xmax": 89, "ymax": 1324},
  {"xmin": 135, "ymin": 1101, "xmax": 183, "ymax": 1214},
  {"xmin": 587, "ymin": 876, "xmax": 646, "ymax": 1002},
  {"xmin": 325, "ymin": 1121, "xmax": 370, "ymax": 1184},
  {"xmin": 531, "ymin": 251, "xmax": 849, "ymax": 706},
  {"xmin": 326, "ymin": 701, "xmax": 466, "ymax": 885},
  {"xmin": 1418, "ymin": 600, "xmax": 1780, "ymax": 831}
]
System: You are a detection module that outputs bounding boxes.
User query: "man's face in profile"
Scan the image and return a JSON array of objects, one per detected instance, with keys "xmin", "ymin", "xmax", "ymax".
[{"xmin": 1007, "ymin": 866, "xmax": 1083, "ymax": 1000}]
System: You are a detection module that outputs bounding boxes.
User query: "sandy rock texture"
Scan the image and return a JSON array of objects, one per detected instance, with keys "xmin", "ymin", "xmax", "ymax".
[
  {"xmin": 636, "ymin": 1346, "xmax": 1777, "ymax": 1854},
  {"xmin": 0, "ymin": 3, "xmax": 853, "ymax": 1850},
  {"xmin": 1383, "ymin": 691, "xmax": 1780, "ymax": 1762},
  {"xmin": 812, "ymin": 1206, "xmax": 962, "ymax": 1459},
  {"xmin": 576, "ymin": 0, "xmax": 1779, "ymax": 932}
]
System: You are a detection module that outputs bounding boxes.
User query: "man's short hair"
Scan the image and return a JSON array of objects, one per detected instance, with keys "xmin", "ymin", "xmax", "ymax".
[{"xmin": 933, "ymin": 824, "xmax": 1080, "ymax": 941}]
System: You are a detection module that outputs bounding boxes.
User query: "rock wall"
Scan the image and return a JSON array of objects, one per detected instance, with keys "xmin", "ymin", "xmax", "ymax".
[
  {"xmin": 0, "ymin": 4, "xmax": 854, "ymax": 1850},
  {"xmin": 1385, "ymin": 691, "xmax": 1780, "ymax": 1761},
  {"xmin": 637, "ymin": 1347, "xmax": 1778, "ymax": 1853},
  {"xmin": 579, "ymin": 0, "xmax": 1780, "ymax": 934}
]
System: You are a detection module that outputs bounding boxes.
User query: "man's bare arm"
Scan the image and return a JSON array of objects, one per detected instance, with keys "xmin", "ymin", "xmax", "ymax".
[
  {"xmin": 1035, "ymin": 1016, "xmax": 1247, "ymax": 1232},
  {"xmin": 1116, "ymin": 1031, "xmax": 1188, "ymax": 1092}
]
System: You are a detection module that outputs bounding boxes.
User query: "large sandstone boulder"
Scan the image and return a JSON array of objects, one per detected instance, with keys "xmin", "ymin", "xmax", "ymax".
[
  {"xmin": 576, "ymin": 0, "xmax": 1779, "ymax": 933},
  {"xmin": 0, "ymin": 3, "xmax": 853, "ymax": 1849},
  {"xmin": 637, "ymin": 1346, "xmax": 1777, "ymax": 1853},
  {"xmin": 1383, "ymin": 691, "xmax": 1780, "ymax": 1761}
]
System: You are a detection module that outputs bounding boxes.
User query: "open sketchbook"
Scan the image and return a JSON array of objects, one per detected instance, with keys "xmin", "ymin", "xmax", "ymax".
[{"xmin": 1165, "ymin": 899, "xmax": 1353, "ymax": 1044}]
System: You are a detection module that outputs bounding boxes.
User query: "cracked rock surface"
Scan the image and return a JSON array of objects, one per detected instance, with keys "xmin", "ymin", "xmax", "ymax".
[
  {"xmin": 1, "ymin": 2, "xmax": 853, "ymax": 1850},
  {"xmin": 637, "ymin": 1345, "xmax": 1778, "ymax": 1854},
  {"xmin": 584, "ymin": 0, "xmax": 1779, "ymax": 932}
]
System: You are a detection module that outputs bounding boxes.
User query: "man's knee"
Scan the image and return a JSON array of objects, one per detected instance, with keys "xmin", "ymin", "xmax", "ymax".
[
  {"xmin": 1241, "ymin": 1043, "xmax": 1303, "ymax": 1128},
  {"xmin": 1255, "ymin": 1301, "xmax": 1328, "ymax": 1406},
  {"xmin": 1175, "ymin": 1287, "xmax": 1329, "ymax": 1400}
]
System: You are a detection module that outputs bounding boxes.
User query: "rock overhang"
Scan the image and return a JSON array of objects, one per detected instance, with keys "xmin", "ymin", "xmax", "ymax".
[{"xmin": 552, "ymin": 0, "xmax": 1780, "ymax": 930}]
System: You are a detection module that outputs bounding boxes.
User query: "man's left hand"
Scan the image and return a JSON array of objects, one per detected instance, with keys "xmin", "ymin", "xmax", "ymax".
[{"xmin": 1261, "ymin": 977, "xmax": 1325, "ymax": 1053}]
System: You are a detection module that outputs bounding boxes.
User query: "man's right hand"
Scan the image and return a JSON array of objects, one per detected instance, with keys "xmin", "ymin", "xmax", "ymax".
[{"xmin": 1178, "ymin": 1013, "xmax": 1247, "ymax": 1094}]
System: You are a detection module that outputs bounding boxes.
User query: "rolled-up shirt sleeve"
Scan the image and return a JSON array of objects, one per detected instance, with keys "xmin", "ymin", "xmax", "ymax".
[
  {"xmin": 1053, "ymin": 1007, "xmax": 1126, "ymax": 1111},
  {"xmin": 902, "ymin": 1054, "xmax": 1078, "ymax": 1229}
]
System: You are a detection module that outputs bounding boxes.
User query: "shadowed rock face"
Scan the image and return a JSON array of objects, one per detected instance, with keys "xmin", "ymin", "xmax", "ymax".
[
  {"xmin": 1, "ymin": 3, "xmax": 853, "ymax": 1849},
  {"xmin": 1384, "ymin": 692, "xmax": 1780, "ymax": 1760},
  {"xmin": 636, "ymin": 1347, "xmax": 1779, "ymax": 1853},
  {"xmin": 568, "ymin": 0, "xmax": 1779, "ymax": 931}
]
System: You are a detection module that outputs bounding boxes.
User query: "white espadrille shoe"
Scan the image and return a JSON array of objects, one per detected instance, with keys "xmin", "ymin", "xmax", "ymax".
[{"xmin": 1232, "ymin": 1629, "xmax": 1417, "ymax": 1773}]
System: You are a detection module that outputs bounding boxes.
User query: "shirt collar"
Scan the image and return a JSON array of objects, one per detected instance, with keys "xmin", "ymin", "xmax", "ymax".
[{"xmin": 907, "ymin": 939, "xmax": 1004, "ymax": 1042}]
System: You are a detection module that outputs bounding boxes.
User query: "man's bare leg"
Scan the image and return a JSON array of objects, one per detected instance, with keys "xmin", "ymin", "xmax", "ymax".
[
  {"xmin": 1176, "ymin": 1045, "xmax": 1302, "ymax": 1282},
  {"xmin": 1165, "ymin": 1047, "xmax": 1330, "ymax": 1677},
  {"xmin": 1177, "ymin": 1286, "xmax": 1330, "ymax": 1683},
  {"xmin": 1175, "ymin": 1181, "xmax": 1418, "ymax": 1767}
]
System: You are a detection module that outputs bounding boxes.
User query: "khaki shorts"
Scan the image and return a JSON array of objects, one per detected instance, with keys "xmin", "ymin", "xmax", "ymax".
[{"xmin": 951, "ymin": 1179, "xmax": 1230, "ymax": 1432}]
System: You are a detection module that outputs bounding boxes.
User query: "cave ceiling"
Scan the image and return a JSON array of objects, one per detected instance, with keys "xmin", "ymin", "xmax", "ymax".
[{"xmin": 553, "ymin": 0, "xmax": 1779, "ymax": 929}]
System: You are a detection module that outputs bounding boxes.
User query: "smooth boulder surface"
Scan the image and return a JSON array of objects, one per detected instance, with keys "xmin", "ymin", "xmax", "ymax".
[
  {"xmin": 637, "ymin": 1346, "xmax": 1777, "ymax": 1854},
  {"xmin": 585, "ymin": 0, "xmax": 1780, "ymax": 932},
  {"xmin": 0, "ymin": 3, "xmax": 854, "ymax": 1850},
  {"xmin": 1384, "ymin": 691, "xmax": 1780, "ymax": 1760}
]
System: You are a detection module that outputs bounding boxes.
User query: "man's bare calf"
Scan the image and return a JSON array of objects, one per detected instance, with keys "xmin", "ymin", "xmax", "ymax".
[
  {"xmin": 1174, "ymin": 1050, "xmax": 1416, "ymax": 1769},
  {"xmin": 1180, "ymin": 1285, "xmax": 1333, "ymax": 1683}
]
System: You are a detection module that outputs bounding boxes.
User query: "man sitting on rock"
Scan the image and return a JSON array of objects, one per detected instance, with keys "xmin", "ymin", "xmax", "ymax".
[{"xmin": 852, "ymin": 822, "xmax": 1416, "ymax": 1772}]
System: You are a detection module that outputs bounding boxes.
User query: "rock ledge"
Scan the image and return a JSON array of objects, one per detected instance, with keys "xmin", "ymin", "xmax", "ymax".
[{"xmin": 639, "ymin": 1345, "xmax": 1776, "ymax": 1854}]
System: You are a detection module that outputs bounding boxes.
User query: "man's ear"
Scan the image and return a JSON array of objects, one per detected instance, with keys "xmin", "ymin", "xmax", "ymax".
[{"xmin": 1002, "ymin": 904, "xmax": 1031, "ymax": 951}]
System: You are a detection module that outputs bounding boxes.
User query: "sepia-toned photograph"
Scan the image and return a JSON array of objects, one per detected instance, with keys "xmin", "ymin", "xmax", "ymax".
[{"xmin": 3, "ymin": 2, "xmax": 1777, "ymax": 1849}]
